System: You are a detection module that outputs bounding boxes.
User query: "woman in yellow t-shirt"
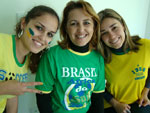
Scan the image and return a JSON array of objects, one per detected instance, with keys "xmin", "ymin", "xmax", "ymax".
[
  {"xmin": 0, "ymin": 5, "xmax": 59, "ymax": 113},
  {"xmin": 98, "ymin": 9, "xmax": 150, "ymax": 113}
]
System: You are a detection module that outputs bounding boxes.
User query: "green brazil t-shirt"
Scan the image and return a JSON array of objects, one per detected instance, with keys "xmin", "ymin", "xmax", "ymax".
[{"xmin": 36, "ymin": 45, "xmax": 105, "ymax": 113}]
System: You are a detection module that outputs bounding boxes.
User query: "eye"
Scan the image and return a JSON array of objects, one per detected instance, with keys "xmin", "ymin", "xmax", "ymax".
[
  {"xmin": 112, "ymin": 26, "xmax": 117, "ymax": 31},
  {"xmin": 69, "ymin": 21, "xmax": 78, "ymax": 26},
  {"xmin": 35, "ymin": 25, "xmax": 43, "ymax": 31},
  {"xmin": 101, "ymin": 32, "xmax": 108, "ymax": 37},
  {"xmin": 47, "ymin": 32, "xmax": 54, "ymax": 38},
  {"xmin": 84, "ymin": 21, "xmax": 90, "ymax": 25}
]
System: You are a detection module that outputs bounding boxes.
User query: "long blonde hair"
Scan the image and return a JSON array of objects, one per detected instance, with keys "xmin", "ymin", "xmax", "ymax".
[{"xmin": 98, "ymin": 8, "xmax": 141, "ymax": 63}]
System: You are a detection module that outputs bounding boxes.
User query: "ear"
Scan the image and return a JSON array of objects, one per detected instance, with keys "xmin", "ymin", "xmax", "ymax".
[{"xmin": 20, "ymin": 17, "xmax": 26, "ymax": 30}]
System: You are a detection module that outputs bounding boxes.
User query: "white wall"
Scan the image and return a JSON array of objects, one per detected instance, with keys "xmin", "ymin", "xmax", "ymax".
[
  {"xmin": 145, "ymin": 0, "xmax": 150, "ymax": 39},
  {"xmin": 0, "ymin": 0, "xmax": 149, "ymax": 113}
]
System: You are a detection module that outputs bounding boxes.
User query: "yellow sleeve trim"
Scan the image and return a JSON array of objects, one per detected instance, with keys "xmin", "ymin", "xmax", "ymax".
[
  {"xmin": 93, "ymin": 90, "xmax": 105, "ymax": 93},
  {"xmin": 41, "ymin": 90, "xmax": 52, "ymax": 94},
  {"xmin": 35, "ymin": 88, "xmax": 52, "ymax": 94}
]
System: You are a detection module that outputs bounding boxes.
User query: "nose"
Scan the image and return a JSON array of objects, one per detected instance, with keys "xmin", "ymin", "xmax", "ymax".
[
  {"xmin": 109, "ymin": 31, "xmax": 115, "ymax": 39},
  {"xmin": 39, "ymin": 33, "xmax": 46, "ymax": 41},
  {"xmin": 38, "ymin": 33, "xmax": 48, "ymax": 44},
  {"xmin": 77, "ymin": 24, "xmax": 84, "ymax": 33}
]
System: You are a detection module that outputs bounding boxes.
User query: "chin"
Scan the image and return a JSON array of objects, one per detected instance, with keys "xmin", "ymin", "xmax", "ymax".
[{"xmin": 31, "ymin": 50, "xmax": 41, "ymax": 54}]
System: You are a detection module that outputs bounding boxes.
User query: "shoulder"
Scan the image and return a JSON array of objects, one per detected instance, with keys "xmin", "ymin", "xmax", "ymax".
[
  {"xmin": 91, "ymin": 50, "xmax": 104, "ymax": 63},
  {"xmin": 49, "ymin": 45, "xmax": 62, "ymax": 51},
  {"xmin": 138, "ymin": 38, "xmax": 150, "ymax": 51},
  {"xmin": 46, "ymin": 45, "xmax": 63, "ymax": 54},
  {"xmin": 42, "ymin": 45, "xmax": 63, "ymax": 57},
  {"xmin": 0, "ymin": 33, "xmax": 12, "ymax": 40},
  {"xmin": 0, "ymin": 33, "xmax": 13, "ymax": 46},
  {"xmin": 139, "ymin": 38, "xmax": 150, "ymax": 44},
  {"xmin": 92, "ymin": 50, "xmax": 104, "ymax": 58}
]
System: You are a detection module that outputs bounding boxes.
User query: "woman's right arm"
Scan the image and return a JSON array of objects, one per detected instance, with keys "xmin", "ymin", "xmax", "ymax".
[{"xmin": 0, "ymin": 80, "xmax": 42, "ymax": 95}]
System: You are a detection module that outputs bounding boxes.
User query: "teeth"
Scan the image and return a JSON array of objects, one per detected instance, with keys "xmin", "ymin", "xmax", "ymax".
[
  {"xmin": 77, "ymin": 35, "xmax": 86, "ymax": 39},
  {"xmin": 34, "ymin": 40, "xmax": 42, "ymax": 47},
  {"xmin": 111, "ymin": 38, "xmax": 119, "ymax": 44},
  {"xmin": 112, "ymin": 40, "xmax": 118, "ymax": 44}
]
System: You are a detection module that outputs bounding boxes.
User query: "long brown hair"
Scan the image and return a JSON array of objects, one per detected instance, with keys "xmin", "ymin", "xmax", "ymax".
[
  {"xmin": 98, "ymin": 8, "xmax": 141, "ymax": 63},
  {"xmin": 15, "ymin": 5, "xmax": 59, "ymax": 73},
  {"xmin": 58, "ymin": 0, "xmax": 104, "ymax": 57}
]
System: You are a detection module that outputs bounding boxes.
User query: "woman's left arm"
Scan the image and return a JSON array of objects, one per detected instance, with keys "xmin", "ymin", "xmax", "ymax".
[
  {"xmin": 138, "ymin": 68, "xmax": 150, "ymax": 107},
  {"xmin": 6, "ymin": 96, "xmax": 18, "ymax": 113}
]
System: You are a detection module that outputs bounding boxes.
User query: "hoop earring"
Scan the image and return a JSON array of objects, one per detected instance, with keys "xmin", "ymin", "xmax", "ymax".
[{"xmin": 18, "ymin": 30, "xmax": 24, "ymax": 38}]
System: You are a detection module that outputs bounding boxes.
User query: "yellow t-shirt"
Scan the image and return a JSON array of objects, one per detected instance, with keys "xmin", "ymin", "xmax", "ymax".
[
  {"xmin": 0, "ymin": 33, "xmax": 29, "ymax": 113},
  {"xmin": 104, "ymin": 38, "xmax": 150, "ymax": 108}
]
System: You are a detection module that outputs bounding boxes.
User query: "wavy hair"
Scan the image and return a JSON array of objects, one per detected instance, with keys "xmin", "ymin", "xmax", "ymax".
[
  {"xmin": 15, "ymin": 5, "xmax": 59, "ymax": 73},
  {"xmin": 58, "ymin": 0, "xmax": 104, "ymax": 57}
]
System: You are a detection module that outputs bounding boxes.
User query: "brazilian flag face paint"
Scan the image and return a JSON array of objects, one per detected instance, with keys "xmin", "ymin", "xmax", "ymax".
[
  {"xmin": 27, "ymin": 28, "xmax": 34, "ymax": 38},
  {"xmin": 48, "ymin": 41, "xmax": 51, "ymax": 45},
  {"xmin": 29, "ymin": 28, "xmax": 34, "ymax": 36}
]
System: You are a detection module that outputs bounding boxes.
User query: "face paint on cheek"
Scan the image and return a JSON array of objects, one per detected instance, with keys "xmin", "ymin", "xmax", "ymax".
[
  {"xmin": 29, "ymin": 28, "xmax": 34, "ymax": 36},
  {"xmin": 48, "ymin": 41, "xmax": 51, "ymax": 45},
  {"xmin": 26, "ymin": 28, "xmax": 34, "ymax": 38}
]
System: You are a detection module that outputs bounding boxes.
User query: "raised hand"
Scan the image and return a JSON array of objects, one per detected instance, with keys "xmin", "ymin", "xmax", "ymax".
[{"xmin": 0, "ymin": 80, "xmax": 43, "ymax": 95}]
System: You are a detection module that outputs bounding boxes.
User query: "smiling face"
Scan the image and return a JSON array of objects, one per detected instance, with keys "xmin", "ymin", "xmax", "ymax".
[
  {"xmin": 66, "ymin": 8, "xmax": 94, "ymax": 47},
  {"xmin": 100, "ymin": 18, "xmax": 125, "ymax": 49},
  {"xmin": 21, "ymin": 13, "xmax": 58, "ymax": 54}
]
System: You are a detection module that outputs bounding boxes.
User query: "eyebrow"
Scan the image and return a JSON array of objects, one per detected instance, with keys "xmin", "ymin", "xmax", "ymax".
[
  {"xmin": 38, "ymin": 22, "xmax": 45, "ymax": 28},
  {"xmin": 83, "ymin": 19, "xmax": 92, "ymax": 21},
  {"xmin": 38, "ymin": 22, "xmax": 57, "ymax": 33},
  {"xmin": 69, "ymin": 18, "xmax": 92, "ymax": 22},
  {"xmin": 100, "ymin": 23, "xmax": 117, "ymax": 32}
]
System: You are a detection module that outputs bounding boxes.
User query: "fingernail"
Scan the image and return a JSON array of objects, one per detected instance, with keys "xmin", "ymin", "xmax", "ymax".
[
  {"xmin": 40, "ymin": 82, "xmax": 43, "ymax": 85},
  {"xmin": 126, "ymin": 109, "xmax": 131, "ymax": 113},
  {"xmin": 40, "ymin": 92, "xmax": 43, "ymax": 95}
]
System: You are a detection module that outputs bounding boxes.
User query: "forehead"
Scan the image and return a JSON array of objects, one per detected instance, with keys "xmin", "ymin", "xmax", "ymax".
[
  {"xmin": 67, "ymin": 8, "xmax": 92, "ymax": 21},
  {"xmin": 29, "ymin": 14, "xmax": 58, "ymax": 31},
  {"xmin": 101, "ymin": 18, "xmax": 121, "ymax": 29},
  {"xmin": 31, "ymin": 14, "xmax": 57, "ymax": 23}
]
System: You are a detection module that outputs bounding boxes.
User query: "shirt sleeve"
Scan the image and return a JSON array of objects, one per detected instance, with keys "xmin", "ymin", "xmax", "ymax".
[
  {"xmin": 104, "ymin": 88, "xmax": 114, "ymax": 102},
  {"xmin": 35, "ymin": 50, "xmax": 56, "ymax": 94},
  {"xmin": 145, "ymin": 68, "xmax": 150, "ymax": 88},
  {"xmin": 93, "ymin": 55, "xmax": 105, "ymax": 93},
  {"xmin": 146, "ymin": 39, "xmax": 150, "ymax": 68},
  {"xmin": 87, "ymin": 93, "xmax": 104, "ymax": 113}
]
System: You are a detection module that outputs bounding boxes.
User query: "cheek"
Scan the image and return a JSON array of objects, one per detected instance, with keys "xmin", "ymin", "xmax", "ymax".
[
  {"xmin": 102, "ymin": 36, "xmax": 107, "ymax": 43},
  {"xmin": 90, "ymin": 29, "xmax": 94, "ymax": 36},
  {"xmin": 89, "ymin": 26, "xmax": 94, "ymax": 33},
  {"xmin": 67, "ymin": 28, "xmax": 75, "ymax": 38},
  {"xmin": 45, "ymin": 38, "xmax": 52, "ymax": 45}
]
